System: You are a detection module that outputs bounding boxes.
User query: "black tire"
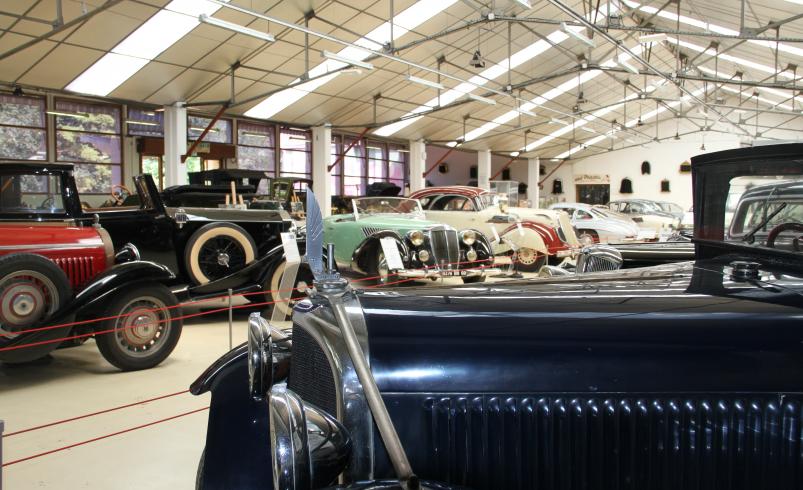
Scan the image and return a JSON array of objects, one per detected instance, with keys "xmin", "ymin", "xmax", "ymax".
[
  {"xmin": 514, "ymin": 247, "xmax": 547, "ymax": 273},
  {"xmin": 462, "ymin": 275, "xmax": 486, "ymax": 284},
  {"xmin": 0, "ymin": 253, "xmax": 71, "ymax": 347},
  {"xmin": 255, "ymin": 259, "xmax": 314, "ymax": 319},
  {"xmin": 184, "ymin": 223, "xmax": 257, "ymax": 285},
  {"xmin": 95, "ymin": 284, "xmax": 183, "ymax": 371}
]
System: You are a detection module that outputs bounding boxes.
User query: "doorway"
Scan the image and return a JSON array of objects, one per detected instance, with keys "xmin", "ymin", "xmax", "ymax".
[{"xmin": 576, "ymin": 184, "xmax": 610, "ymax": 205}]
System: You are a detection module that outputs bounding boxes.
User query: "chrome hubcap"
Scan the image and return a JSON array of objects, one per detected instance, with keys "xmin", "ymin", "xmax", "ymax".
[
  {"xmin": 1, "ymin": 270, "xmax": 58, "ymax": 339},
  {"xmin": 114, "ymin": 297, "xmax": 169, "ymax": 356},
  {"xmin": 517, "ymin": 247, "xmax": 537, "ymax": 265},
  {"xmin": 217, "ymin": 252, "xmax": 231, "ymax": 267}
]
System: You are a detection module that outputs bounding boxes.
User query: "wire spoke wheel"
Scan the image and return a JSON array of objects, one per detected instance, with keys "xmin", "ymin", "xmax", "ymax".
[
  {"xmin": 265, "ymin": 260, "xmax": 313, "ymax": 318},
  {"xmin": 197, "ymin": 236, "xmax": 246, "ymax": 281},
  {"xmin": 0, "ymin": 270, "xmax": 59, "ymax": 339}
]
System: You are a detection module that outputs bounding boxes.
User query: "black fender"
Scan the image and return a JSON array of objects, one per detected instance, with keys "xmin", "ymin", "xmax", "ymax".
[
  {"xmin": 190, "ymin": 341, "xmax": 291, "ymax": 489},
  {"xmin": 351, "ymin": 231, "xmax": 409, "ymax": 275},
  {"xmin": 0, "ymin": 261, "xmax": 175, "ymax": 364},
  {"xmin": 466, "ymin": 228, "xmax": 494, "ymax": 262}
]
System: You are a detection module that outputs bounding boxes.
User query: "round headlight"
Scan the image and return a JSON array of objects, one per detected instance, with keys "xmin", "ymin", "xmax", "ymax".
[
  {"xmin": 466, "ymin": 249, "xmax": 478, "ymax": 262},
  {"xmin": 408, "ymin": 230, "xmax": 425, "ymax": 247},
  {"xmin": 418, "ymin": 250, "xmax": 430, "ymax": 262},
  {"xmin": 461, "ymin": 230, "xmax": 477, "ymax": 246}
]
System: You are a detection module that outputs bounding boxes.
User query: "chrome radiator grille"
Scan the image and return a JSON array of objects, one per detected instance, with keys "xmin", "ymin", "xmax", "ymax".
[
  {"xmin": 287, "ymin": 324, "xmax": 337, "ymax": 416},
  {"xmin": 415, "ymin": 395, "xmax": 803, "ymax": 489},
  {"xmin": 53, "ymin": 256, "xmax": 98, "ymax": 289},
  {"xmin": 429, "ymin": 228, "xmax": 459, "ymax": 269},
  {"xmin": 577, "ymin": 245, "xmax": 623, "ymax": 273}
]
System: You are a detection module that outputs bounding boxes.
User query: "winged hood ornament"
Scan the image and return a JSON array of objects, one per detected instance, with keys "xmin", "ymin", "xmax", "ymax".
[{"xmin": 305, "ymin": 189, "xmax": 325, "ymax": 280}]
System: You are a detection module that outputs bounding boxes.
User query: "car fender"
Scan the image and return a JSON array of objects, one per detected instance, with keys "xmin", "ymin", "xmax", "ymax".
[
  {"xmin": 462, "ymin": 228, "xmax": 494, "ymax": 257},
  {"xmin": 499, "ymin": 222, "xmax": 549, "ymax": 255},
  {"xmin": 350, "ymin": 231, "xmax": 409, "ymax": 275}
]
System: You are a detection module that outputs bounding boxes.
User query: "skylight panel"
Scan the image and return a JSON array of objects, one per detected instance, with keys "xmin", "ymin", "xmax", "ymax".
[
  {"xmin": 67, "ymin": 53, "xmax": 149, "ymax": 96},
  {"xmin": 668, "ymin": 38, "xmax": 795, "ymax": 79}
]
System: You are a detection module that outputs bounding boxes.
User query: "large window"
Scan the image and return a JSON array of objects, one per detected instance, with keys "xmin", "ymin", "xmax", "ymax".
[
  {"xmin": 330, "ymin": 135, "xmax": 342, "ymax": 195},
  {"xmin": 127, "ymin": 107, "xmax": 164, "ymax": 137},
  {"xmin": 0, "ymin": 94, "xmax": 47, "ymax": 161},
  {"xmin": 388, "ymin": 144, "xmax": 408, "ymax": 189},
  {"xmin": 367, "ymin": 141, "xmax": 386, "ymax": 185},
  {"xmin": 343, "ymin": 137, "xmax": 365, "ymax": 196},
  {"xmin": 279, "ymin": 128, "xmax": 311, "ymax": 180},
  {"xmin": 237, "ymin": 122, "xmax": 275, "ymax": 174},
  {"xmin": 54, "ymin": 99, "xmax": 122, "ymax": 194},
  {"xmin": 188, "ymin": 115, "xmax": 232, "ymax": 143}
]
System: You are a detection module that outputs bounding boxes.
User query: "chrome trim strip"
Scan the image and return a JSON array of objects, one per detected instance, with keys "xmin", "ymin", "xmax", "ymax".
[{"xmin": 0, "ymin": 243, "xmax": 102, "ymax": 251}]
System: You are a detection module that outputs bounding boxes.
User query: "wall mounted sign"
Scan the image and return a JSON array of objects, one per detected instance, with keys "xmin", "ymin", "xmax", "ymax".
[
  {"xmin": 661, "ymin": 179, "xmax": 671, "ymax": 192},
  {"xmin": 574, "ymin": 174, "xmax": 610, "ymax": 185}
]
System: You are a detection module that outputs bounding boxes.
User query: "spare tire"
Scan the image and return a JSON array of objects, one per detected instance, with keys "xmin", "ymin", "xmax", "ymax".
[
  {"xmin": 0, "ymin": 253, "xmax": 72, "ymax": 346},
  {"xmin": 184, "ymin": 223, "xmax": 257, "ymax": 284}
]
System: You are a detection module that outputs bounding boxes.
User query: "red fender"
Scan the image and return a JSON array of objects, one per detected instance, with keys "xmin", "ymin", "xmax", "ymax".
[{"xmin": 502, "ymin": 221, "xmax": 568, "ymax": 255}]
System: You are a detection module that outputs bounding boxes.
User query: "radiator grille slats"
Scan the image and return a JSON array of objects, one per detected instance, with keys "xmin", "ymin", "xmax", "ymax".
[
  {"xmin": 53, "ymin": 256, "xmax": 96, "ymax": 289},
  {"xmin": 429, "ymin": 228, "xmax": 459, "ymax": 268},
  {"xmin": 422, "ymin": 395, "xmax": 802, "ymax": 490},
  {"xmin": 287, "ymin": 325, "xmax": 337, "ymax": 416}
]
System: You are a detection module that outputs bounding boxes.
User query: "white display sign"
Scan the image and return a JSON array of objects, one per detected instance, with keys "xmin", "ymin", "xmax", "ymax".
[
  {"xmin": 380, "ymin": 237, "xmax": 405, "ymax": 270},
  {"xmin": 490, "ymin": 225, "xmax": 501, "ymax": 243},
  {"xmin": 516, "ymin": 221, "xmax": 525, "ymax": 236},
  {"xmin": 280, "ymin": 232, "xmax": 301, "ymax": 264}
]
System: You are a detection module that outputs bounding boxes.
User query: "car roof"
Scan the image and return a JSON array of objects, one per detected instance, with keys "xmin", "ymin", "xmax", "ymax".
[
  {"xmin": 0, "ymin": 161, "xmax": 74, "ymax": 172},
  {"xmin": 739, "ymin": 180, "xmax": 803, "ymax": 200},
  {"xmin": 410, "ymin": 186, "xmax": 488, "ymax": 199},
  {"xmin": 551, "ymin": 202, "xmax": 592, "ymax": 209}
]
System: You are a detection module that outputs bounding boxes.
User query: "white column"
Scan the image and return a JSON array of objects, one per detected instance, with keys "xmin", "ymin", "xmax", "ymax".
[
  {"xmin": 408, "ymin": 139, "xmax": 426, "ymax": 192},
  {"xmin": 163, "ymin": 102, "xmax": 187, "ymax": 187},
  {"xmin": 312, "ymin": 124, "xmax": 333, "ymax": 217},
  {"xmin": 477, "ymin": 149, "xmax": 491, "ymax": 190},
  {"xmin": 528, "ymin": 156, "xmax": 540, "ymax": 208}
]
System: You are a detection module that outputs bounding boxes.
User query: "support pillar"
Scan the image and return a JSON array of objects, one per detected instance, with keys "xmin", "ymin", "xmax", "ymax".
[
  {"xmin": 477, "ymin": 149, "xmax": 491, "ymax": 190},
  {"xmin": 163, "ymin": 102, "xmax": 187, "ymax": 187},
  {"xmin": 408, "ymin": 139, "xmax": 426, "ymax": 193},
  {"xmin": 528, "ymin": 156, "xmax": 540, "ymax": 208},
  {"xmin": 312, "ymin": 125, "xmax": 333, "ymax": 217}
]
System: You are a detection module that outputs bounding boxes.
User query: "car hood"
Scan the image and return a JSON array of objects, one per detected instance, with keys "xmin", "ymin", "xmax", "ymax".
[
  {"xmin": 356, "ymin": 258, "xmax": 803, "ymax": 394},
  {"xmin": 357, "ymin": 215, "xmax": 454, "ymax": 231},
  {"xmin": 507, "ymin": 206, "xmax": 560, "ymax": 225}
]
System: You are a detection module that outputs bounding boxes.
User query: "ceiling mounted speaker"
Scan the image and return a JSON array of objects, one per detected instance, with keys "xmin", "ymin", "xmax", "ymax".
[{"xmin": 470, "ymin": 50, "xmax": 486, "ymax": 68}]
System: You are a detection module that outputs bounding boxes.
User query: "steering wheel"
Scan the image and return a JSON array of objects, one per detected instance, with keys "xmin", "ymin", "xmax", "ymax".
[
  {"xmin": 766, "ymin": 222, "xmax": 803, "ymax": 250},
  {"xmin": 111, "ymin": 184, "xmax": 132, "ymax": 205},
  {"xmin": 39, "ymin": 196, "xmax": 55, "ymax": 208}
]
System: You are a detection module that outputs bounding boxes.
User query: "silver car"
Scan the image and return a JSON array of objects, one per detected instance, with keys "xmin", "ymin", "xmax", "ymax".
[{"xmin": 550, "ymin": 202, "xmax": 641, "ymax": 244}]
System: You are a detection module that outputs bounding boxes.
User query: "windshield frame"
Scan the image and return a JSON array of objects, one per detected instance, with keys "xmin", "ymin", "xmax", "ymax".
[{"xmin": 352, "ymin": 196, "xmax": 425, "ymax": 220}]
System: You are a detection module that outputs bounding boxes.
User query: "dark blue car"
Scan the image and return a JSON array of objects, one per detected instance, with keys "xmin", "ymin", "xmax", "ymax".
[{"xmin": 191, "ymin": 143, "xmax": 803, "ymax": 489}]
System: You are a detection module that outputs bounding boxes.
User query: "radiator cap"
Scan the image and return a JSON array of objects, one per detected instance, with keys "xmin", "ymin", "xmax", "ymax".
[{"xmin": 730, "ymin": 260, "xmax": 760, "ymax": 280}]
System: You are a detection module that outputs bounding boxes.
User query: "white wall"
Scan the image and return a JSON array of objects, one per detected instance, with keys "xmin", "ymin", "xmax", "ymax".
[{"xmin": 424, "ymin": 146, "xmax": 527, "ymax": 187}]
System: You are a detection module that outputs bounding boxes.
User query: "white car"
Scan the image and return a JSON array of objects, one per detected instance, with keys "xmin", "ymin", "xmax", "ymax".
[
  {"xmin": 410, "ymin": 186, "xmax": 577, "ymax": 271},
  {"xmin": 549, "ymin": 203, "xmax": 641, "ymax": 243}
]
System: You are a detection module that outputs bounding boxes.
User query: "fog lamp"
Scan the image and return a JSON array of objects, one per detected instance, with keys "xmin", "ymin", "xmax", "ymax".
[
  {"xmin": 461, "ymin": 230, "xmax": 477, "ymax": 246},
  {"xmin": 269, "ymin": 385, "xmax": 352, "ymax": 489},
  {"xmin": 418, "ymin": 250, "xmax": 430, "ymax": 262},
  {"xmin": 408, "ymin": 230, "xmax": 425, "ymax": 246},
  {"xmin": 466, "ymin": 249, "xmax": 478, "ymax": 262}
]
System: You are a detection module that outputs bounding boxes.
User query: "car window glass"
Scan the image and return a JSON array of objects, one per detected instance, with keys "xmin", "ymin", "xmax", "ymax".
[
  {"xmin": 430, "ymin": 195, "xmax": 470, "ymax": 211},
  {"xmin": 727, "ymin": 176, "xmax": 803, "ymax": 251},
  {"xmin": 0, "ymin": 173, "xmax": 65, "ymax": 214},
  {"xmin": 577, "ymin": 210, "xmax": 593, "ymax": 220},
  {"xmin": 418, "ymin": 196, "xmax": 434, "ymax": 208}
]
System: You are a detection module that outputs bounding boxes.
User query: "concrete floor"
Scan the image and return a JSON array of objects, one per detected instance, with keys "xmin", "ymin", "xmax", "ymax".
[{"xmin": 0, "ymin": 274, "xmax": 522, "ymax": 489}]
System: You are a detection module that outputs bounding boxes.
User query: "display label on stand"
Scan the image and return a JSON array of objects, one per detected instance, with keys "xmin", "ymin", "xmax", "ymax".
[
  {"xmin": 281, "ymin": 232, "xmax": 301, "ymax": 264},
  {"xmin": 380, "ymin": 237, "xmax": 405, "ymax": 270}
]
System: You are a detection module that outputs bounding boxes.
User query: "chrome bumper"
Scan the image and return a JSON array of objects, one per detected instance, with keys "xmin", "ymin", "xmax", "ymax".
[{"xmin": 395, "ymin": 267, "xmax": 501, "ymax": 279}]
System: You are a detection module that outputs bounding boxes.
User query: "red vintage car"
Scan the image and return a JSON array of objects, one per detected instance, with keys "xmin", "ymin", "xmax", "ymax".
[{"xmin": 0, "ymin": 165, "xmax": 181, "ymax": 370}]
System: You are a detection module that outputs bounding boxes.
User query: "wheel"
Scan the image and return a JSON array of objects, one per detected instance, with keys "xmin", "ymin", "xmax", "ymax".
[
  {"xmin": 514, "ymin": 247, "xmax": 546, "ymax": 272},
  {"xmin": 462, "ymin": 275, "xmax": 486, "ymax": 284},
  {"xmin": 95, "ymin": 284, "xmax": 183, "ymax": 371},
  {"xmin": 185, "ymin": 223, "xmax": 257, "ymax": 284},
  {"xmin": 577, "ymin": 229, "xmax": 599, "ymax": 244},
  {"xmin": 0, "ymin": 253, "xmax": 71, "ymax": 345},
  {"xmin": 256, "ymin": 259, "xmax": 314, "ymax": 319}
]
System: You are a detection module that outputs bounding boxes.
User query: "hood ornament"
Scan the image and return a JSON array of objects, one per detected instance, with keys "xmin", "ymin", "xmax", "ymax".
[{"xmin": 305, "ymin": 190, "xmax": 340, "ymax": 285}]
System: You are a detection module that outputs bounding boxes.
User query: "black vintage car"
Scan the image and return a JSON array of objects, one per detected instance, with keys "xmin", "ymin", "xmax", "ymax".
[{"xmin": 191, "ymin": 144, "xmax": 803, "ymax": 489}]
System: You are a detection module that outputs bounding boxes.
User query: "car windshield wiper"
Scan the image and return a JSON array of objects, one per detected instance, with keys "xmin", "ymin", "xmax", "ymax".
[{"xmin": 742, "ymin": 202, "xmax": 787, "ymax": 244}]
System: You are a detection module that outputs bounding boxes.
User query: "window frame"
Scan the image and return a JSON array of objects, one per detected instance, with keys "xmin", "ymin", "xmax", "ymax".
[
  {"xmin": 187, "ymin": 113, "xmax": 233, "ymax": 144},
  {"xmin": 0, "ymin": 92, "xmax": 49, "ymax": 162},
  {"xmin": 237, "ymin": 121, "xmax": 277, "ymax": 176}
]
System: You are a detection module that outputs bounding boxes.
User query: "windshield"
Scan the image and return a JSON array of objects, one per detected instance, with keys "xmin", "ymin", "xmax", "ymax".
[
  {"xmin": 727, "ymin": 176, "xmax": 803, "ymax": 252},
  {"xmin": 0, "ymin": 173, "xmax": 65, "ymax": 214},
  {"xmin": 352, "ymin": 197, "xmax": 424, "ymax": 219},
  {"xmin": 658, "ymin": 202, "xmax": 683, "ymax": 214}
]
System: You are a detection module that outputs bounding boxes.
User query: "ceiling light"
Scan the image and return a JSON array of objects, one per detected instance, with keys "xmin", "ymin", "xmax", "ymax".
[
  {"xmin": 465, "ymin": 93, "xmax": 496, "ymax": 105},
  {"xmin": 560, "ymin": 22, "xmax": 596, "ymax": 48},
  {"xmin": 199, "ymin": 14, "xmax": 275, "ymax": 42},
  {"xmin": 516, "ymin": 108, "xmax": 537, "ymax": 117},
  {"xmin": 510, "ymin": 151, "xmax": 521, "ymax": 157},
  {"xmin": 47, "ymin": 110, "xmax": 88, "ymax": 118},
  {"xmin": 126, "ymin": 120, "xmax": 160, "ymax": 126},
  {"xmin": 617, "ymin": 57, "xmax": 640, "ymax": 74},
  {"xmin": 638, "ymin": 33, "xmax": 667, "ymax": 43},
  {"xmin": 322, "ymin": 50, "xmax": 374, "ymax": 70},
  {"xmin": 514, "ymin": 0, "xmax": 531, "ymax": 7},
  {"xmin": 406, "ymin": 75, "xmax": 444, "ymax": 90},
  {"xmin": 550, "ymin": 118, "xmax": 570, "ymax": 126},
  {"xmin": 341, "ymin": 68, "xmax": 364, "ymax": 75},
  {"xmin": 550, "ymin": 158, "xmax": 560, "ymax": 162},
  {"xmin": 190, "ymin": 126, "xmax": 220, "ymax": 133},
  {"xmin": 580, "ymin": 127, "xmax": 596, "ymax": 133}
]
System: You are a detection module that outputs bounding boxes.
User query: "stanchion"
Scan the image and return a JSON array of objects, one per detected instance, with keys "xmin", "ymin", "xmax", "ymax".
[
  {"xmin": 227, "ymin": 288, "xmax": 233, "ymax": 350},
  {"xmin": 1, "ymin": 419, "xmax": 4, "ymax": 490}
]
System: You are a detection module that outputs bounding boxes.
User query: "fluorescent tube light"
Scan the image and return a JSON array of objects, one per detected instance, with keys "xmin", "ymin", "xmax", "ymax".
[
  {"xmin": 190, "ymin": 126, "xmax": 220, "ymax": 133},
  {"xmin": 618, "ymin": 58, "xmax": 640, "ymax": 74},
  {"xmin": 199, "ymin": 14, "xmax": 275, "ymax": 42},
  {"xmin": 465, "ymin": 93, "xmax": 496, "ymax": 105},
  {"xmin": 560, "ymin": 22, "xmax": 596, "ymax": 48},
  {"xmin": 550, "ymin": 118, "xmax": 570, "ymax": 126},
  {"xmin": 322, "ymin": 50, "xmax": 374, "ymax": 70},
  {"xmin": 516, "ymin": 107, "xmax": 537, "ymax": 117},
  {"xmin": 550, "ymin": 158, "xmax": 560, "ymax": 162},
  {"xmin": 510, "ymin": 151, "xmax": 521, "ymax": 157},
  {"xmin": 406, "ymin": 75, "xmax": 445, "ymax": 90},
  {"xmin": 126, "ymin": 120, "xmax": 160, "ymax": 126},
  {"xmin": 639, "ymin": 33, "xmax": 667, "ymax": 43},
  {"xmin": 580, "ymin": 126, "xmax": 596, "ymax": 133},
  {"xmin": 514, "ymin": 0, "xmax": 531, "ymax": 7},
  {"xmin": 341, "ymin": 68, "xmax": 363, "ymax": 75},
  {"xmin": 47, "ymin": 110, "xmax": 88, "ymax": 118}
]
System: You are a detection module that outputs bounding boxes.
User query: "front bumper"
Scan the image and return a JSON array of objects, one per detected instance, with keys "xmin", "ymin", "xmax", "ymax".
[{"xmin": 394, "ymin": 266, "xmax": 501, "ymax": 279}]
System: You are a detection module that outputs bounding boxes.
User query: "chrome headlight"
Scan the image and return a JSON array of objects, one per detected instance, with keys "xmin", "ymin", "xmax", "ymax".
[
  {"xmin": 408, "ymin": 230, "xmax": 425, "ymax": 247},
  {"xmin": 248, "ymin": 313, "xmax": 272, "ymax": 400},
  {"xmin": 114, "ymin": 242, "xmax": 140, "ymax": 264},
  {"xmin": 418, "ymin": 249, "xmax": 430, "ymax": 262},
  {"xmin": 460, "ymin": 229, "xmax": 477, "ymax": 246},
  {"xmin": 466, "ymin": 249, "xmax": 478, "ymax": 262},
  {"xmin": 269, "ymin": 385, "xmax": 352, "ymax": 489}
]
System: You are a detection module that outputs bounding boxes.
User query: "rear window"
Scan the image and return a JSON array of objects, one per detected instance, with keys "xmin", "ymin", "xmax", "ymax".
[
  {"xmin": 0, "ymin": 173, "xmax": 65, "ymax": 214},
  {"xmin": 727, "ymin": 176, "xmax": 803, "ymax": 251}
]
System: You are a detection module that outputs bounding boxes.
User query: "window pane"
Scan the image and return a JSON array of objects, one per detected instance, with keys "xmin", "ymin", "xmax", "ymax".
[
  {"xmin": 280, "ymin": 150, "xmax": 311, "ymax": 176},
  {"xmin": 128, "ymin": 107, "xmax": 164, "ymax": 137},
  {"xmin": 185, "ymin": 156, "xmax": 202, "ymax": 173},
  {"xmin": 0, "ymin": 94, "xmax": 45, "ymax": 127},
  {"xmin": 389, "ymin": 161, "xmax": 405, "ymax": 180},
  {"xmin": 141, "ymin": 156, "xmax": 162, "ymax": 189},
  {"xmin": 344, "ymin": 177, "xmax": 365, "ymax": 196},
  {"xmin": 280, "ymin": 128, "xmax": 311, "ymax": 151},
  {"xmin": 56, "ymin": 131, "xmax": 121, "ymax": 163},
  {"xmin": 188, "ymin": 115, "xmax": 232, "ymax": 143},
  {"xmin": 0, "ymin": 126, "xmax": 46, "ymax": 160},
  {"xmin": 238, "ymin": 145, "xmax": 276, "ymax": 173},
  {"xmin": 238, "ymin": 122, "xmax": 274, "ymax": 147},
  {"xmin": 73, "ymin": 164, "xmax": 120, "ymax": 194},
  {"xmin": 55, "ymin": 100, "xmax": 120, "ymax": 134}
]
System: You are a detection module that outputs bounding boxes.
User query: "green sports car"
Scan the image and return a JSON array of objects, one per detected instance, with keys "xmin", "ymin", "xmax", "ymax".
[{"xmin": 324, "ymin": 197, "xmax": 495, "ymax": 284}]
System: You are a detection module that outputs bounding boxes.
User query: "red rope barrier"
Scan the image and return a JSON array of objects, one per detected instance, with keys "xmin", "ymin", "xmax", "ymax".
[
  {"xmin": 4, "ymin": 389, "xmax": 190, "ymax": 438},
  {"xmin": 2, "ymin": 406, "xmax": 210, "ymax": 467}
]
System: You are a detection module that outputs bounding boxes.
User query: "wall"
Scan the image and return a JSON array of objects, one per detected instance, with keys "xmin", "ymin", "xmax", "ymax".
[{"xmin": 424, "ymin": 145, "xmax": 528, "ymax": 188}]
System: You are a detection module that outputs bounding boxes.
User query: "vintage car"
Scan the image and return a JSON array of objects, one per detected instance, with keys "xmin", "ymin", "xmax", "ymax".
[
  {"xmin": 410, "ymin": 186, "xmax": 578, "ymax": 271},
  {"xmin": 0, "ymin": 166, "xmax": 181, "ymax": 370},
  {"xmin": 324, "ymin": 196, "xmax": 494, "ymax": 284},
  {"xmin": 548, "ymin": 202, "xmax": 640, "ymax": 243},
  {"xmin": 606, "ymin": 198, "xmax": 681, "ymax": 236},
  {"xmin": 191, "ymin": 143, "xmax": 803, "ymax": 489},
  {"xmin": 727, "ymin": 180, "xmax": 802, "ymax": 250}
]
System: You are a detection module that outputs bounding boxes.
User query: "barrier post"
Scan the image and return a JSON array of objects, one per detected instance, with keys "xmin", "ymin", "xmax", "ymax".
[
  {"xmin": 227, "ymin": 288, "xmax": 233, "ymax": 350},
  {"xmin": 1, "ymin": 419, "xmax": 4, "ymax": 489}
]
